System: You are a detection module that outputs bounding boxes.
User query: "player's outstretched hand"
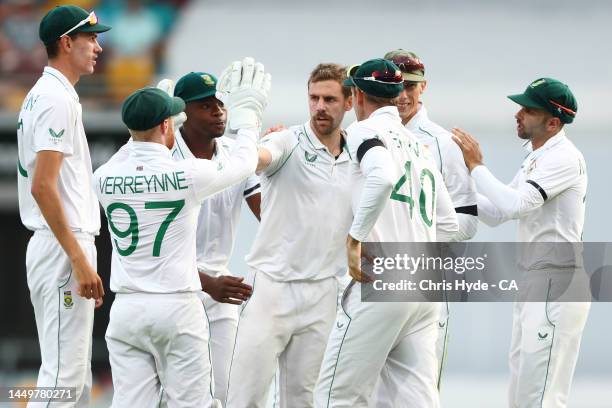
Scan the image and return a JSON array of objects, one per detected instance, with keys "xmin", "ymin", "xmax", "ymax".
[
  {"xmin": 216, "ymin": 57, "xmax": 271, "ymax": 132},
  {"xmin": 451, "ymin": 128, "xmax": 483, "ymax": 172},
  {"xmin": 71, "ymin": 255, "xmax": 105, "ymax": 307},
  {"xmin": 346, "ymin": 235, "xmax": 373, "ymax": 283},
  {"xmin": 205, "ymin": 275, "xmax": 253, "ymax": 305},
  {"xmin": 157, "ymin": 78, "xmax": 187, "ymax": 129}
]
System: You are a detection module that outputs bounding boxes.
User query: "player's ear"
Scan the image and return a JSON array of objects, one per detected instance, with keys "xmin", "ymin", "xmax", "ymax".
[
  {"xmin": 421, "ymin": 80, "xmax": 428, "ymax": 93},
  {"xmin": 344, "ymin": 93, "xmax": 353, "ymax": 112},
  {"xmin": 58, "ymin": 36, "xmax": 72, "ymax": 54},
  {"xmin": 547, "ymin": 116, "xmax": 562, "ymax": 132}
]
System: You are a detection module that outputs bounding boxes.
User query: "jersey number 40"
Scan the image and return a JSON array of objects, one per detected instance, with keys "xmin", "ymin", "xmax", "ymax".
[{"xmin": 390, "ymin": 160, "xmax": 436, "ymax": 227}]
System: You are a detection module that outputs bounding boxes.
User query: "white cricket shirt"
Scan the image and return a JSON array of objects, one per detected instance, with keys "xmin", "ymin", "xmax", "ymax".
[
  {"xmin": 95, "ymin": 130, "xmax": 257, "ymax": 293},
  {"xmin": 474, "ymin": 130, "xmax": 587, "ymax": 243},
  {"xmin": 171, "ymin": 131, "xmax": 260, "ymax": 276},
  {"xmin": 347, "ymin": 106, "xmax": 457, "ymax": 243},
  {"xmin": 246, "ymin": 122, "xmax": 353, "ymax": 281},
  {"xmin": 406, "ymin": 105, "xmax": 478, "ymax": 213},
  {"xmin": 17, "ymin": 66, "xmax": 100, "ymax": 234}
]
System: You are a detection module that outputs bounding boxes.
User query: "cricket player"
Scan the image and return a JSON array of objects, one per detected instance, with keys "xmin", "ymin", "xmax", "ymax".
[
  {"xmin": 384, "ymin": 49, "xmax": 479, "ymax": 388},
  {"xmin": 225, "ymin": 63, "xmax": 354, "ymax": 408},
  {"xmin": 170, "ymin": 71, "xmax": 260, "ymax": 404},
  {"xmin": 16, "ymin": 5, "xmax": 110, "ymax": 406},
  {"xmin": 314, "ymin": 58, "xmax": 458, "ymax": 408},
  {"xmin": 452, "ymin": 78, "xmax": 589, "ymax": 407},
  {"xmin": 96, "ymin": 58, "xmax": 270, "ymax": 407}
]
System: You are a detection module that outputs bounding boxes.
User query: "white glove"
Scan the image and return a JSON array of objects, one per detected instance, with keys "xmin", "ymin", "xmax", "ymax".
[
  {"xmin": 216, "ymin": 57, "xmax": 271, "ymax": 132},
  {"xmin": 156, "ymin": 78, "xmax": 187, "ymax": 129}
]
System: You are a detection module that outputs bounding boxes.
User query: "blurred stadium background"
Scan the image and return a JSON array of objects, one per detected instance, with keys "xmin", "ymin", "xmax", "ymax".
[{"xmin": 1, "ymin": 0, "xmax": 611, "ymax": 406}]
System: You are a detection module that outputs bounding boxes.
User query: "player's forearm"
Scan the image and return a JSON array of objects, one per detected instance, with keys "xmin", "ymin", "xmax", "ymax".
[
  {"xmin": 471, "ymin": 165, "xmax": 523, "ymax": 219},
  {"xmin": 477, "ymin": 193, "xmax": 509, "ymax": 226},
  {"xmin": 198, "ymin": 270, "xmax": 215, "ymax": 293},
  {"xmin": 32, "ymin": 181, "xmax": 86, "ymax": 262},
  {"xmin": 218, "ymin": 128, "xmax": 258, "ymax": 187},
  {"xmin": 350, "ymin": 151, "xmax": 395, "ymax": 241}
]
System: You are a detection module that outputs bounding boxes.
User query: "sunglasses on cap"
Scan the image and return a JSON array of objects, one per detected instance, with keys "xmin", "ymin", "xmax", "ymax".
[
  {"xmin": 391, "ymin": 55, "xmax": 425, "ymax": 73},
  {"xmin": 60, "ymin": 11, "xmax": 98, "ymax": 38},
  {"xmin": 549, "ymin": 100, "xmax": 576, "ymax": 117},
  {"xmin": 347, "ymin": 65, "xmax": 403, "ymax": 84}
]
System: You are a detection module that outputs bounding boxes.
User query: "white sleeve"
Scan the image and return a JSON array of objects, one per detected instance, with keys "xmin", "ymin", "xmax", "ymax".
[
  {"xmin": 434, "ymin": 169, "xmax": 460, "ymax": 242},
  {"xmin": 477, "ymin": 193, "xmax": 511, "ymax": 227},
  {"xmin": 191, "ymin": 128, "xmax": 258, "ymax": 202},
  {"xmin": 471, "ymin": 165, "xmax": 544, "ymax": 220},
  {"xmin": 32, "ymin": 94, "xmax": 74, "ymax": 155},
  {"xmin": 441, "ymin": 140, "xmax": 478, "ymax": 240},
  {"xmin": 258, "ymin": 129, "xmax": 298, "ymax": 176},
  {"xmin": 525, "ymin": 152, "xmax": 583, "ymax": 201},
  {"xmin": 243, "ymin": 173, "xmax": 261, "ymax": 198},
  {"xmin": 349, "ymin": 145, "xmax": 395, "ymax": 241}
]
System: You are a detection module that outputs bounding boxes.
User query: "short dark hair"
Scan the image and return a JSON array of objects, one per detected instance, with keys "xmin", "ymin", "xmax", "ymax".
[
  {"xmin": 45, "ymin": 33, "xmax": 78, "ymax": 59},
  {"xmin": 360, "ymin": 89, "xmax": 398, "ymax": 107},
  {"xmin": 308, "ymin": 63, "xmax": 351, "ymax": 99}
]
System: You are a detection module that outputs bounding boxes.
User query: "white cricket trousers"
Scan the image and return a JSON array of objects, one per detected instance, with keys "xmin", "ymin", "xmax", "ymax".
[
  {"xmin": 508, "ymin": 300, "xmax": 590, "ymax": 408},
  {"xmin": 315, "ymin": 281, "xmax": 441, "ymax": 408},
  {"xmin": 226, "ymin": 270, "xmax": 338, "ymax": 408},
  {"xmin": 106, "ymin": 292, "xmax": 220, "ymax": 408},
  {"xmin": 26, "ymin": 229, "xmax": 96, "ymax": 408},
  {"xmin": 198, "ymin": 291, "xmax": 240, "ymax": 405}
]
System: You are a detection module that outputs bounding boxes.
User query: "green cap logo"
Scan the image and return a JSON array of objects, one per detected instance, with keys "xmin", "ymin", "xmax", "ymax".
[
  {"xmin": 529, "ymin": 79, "xmax": 547, "ymax": 88},
  {"xmin": 201, "ymin": 75, "xmax": 215, "ymax": 86}
]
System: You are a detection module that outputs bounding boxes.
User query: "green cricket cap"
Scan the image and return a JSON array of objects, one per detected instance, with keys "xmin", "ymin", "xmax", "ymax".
[
  {"xmin": 508, "ymin": 78, "xmax": 577, "ymax": 124},
  {"xmin": 122, "ymin": 88, "xmax": 185, "ymax": 131},
  {"xmin": 174, "ymin": 72, "xmax": 218, "ymax": 103},
  {"xmin": 39, "ymin": 5, "xmax": 111, "ymax": 45},
  {"xmin": 383, "ymin": 49, "xmax": 426, "ymax": 82},
  {"xmin": 343, "ymin": 58, "xmax": 404, "ymax": 98}
]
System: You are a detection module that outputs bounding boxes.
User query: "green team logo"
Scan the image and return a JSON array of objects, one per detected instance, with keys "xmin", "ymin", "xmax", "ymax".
[
  {"xmin": 63, "ymin": 290, "xmax": 73, "ymax": 309},
  {"xmin": 49, "ymin": 128, "xmax": 65, "ymax": 139},
  {"xmin": 201, "ymin": 74, "xmax": 215, "ymax": 86},
  {"xmin": 305, "ymin": 151, "xmax": 318, "ymax": 162},
  {"xmin": 537, "ymin": 332, "xmax": 549, "ymax": 340}
]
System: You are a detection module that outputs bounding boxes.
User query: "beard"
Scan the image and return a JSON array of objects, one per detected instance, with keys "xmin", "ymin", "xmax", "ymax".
[{"xmin": 311, "ymin": 113, "xmax": 338, "ymax": 136}]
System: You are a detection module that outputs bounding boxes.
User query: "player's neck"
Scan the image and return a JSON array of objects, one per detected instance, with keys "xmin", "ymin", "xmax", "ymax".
[
  {"xmin": 530, "ymin": 130, "xmax": 560, "ymax": 151},
  {"xmin": 48, "ymin": 59, "xmax": 80, "ymax": 86},
  {"xmin": 181, "ymin": 127, "xmax": 216, "ymax": 160},
  {"xmin": 314, "ymin": 127, "xmax": 343, "ymax": 157}
]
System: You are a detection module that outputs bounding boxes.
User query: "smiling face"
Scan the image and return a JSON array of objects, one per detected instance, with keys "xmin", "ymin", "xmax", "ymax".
[
  {"xmin": 308, "ymin": 80, "xmax": 352, "ymax": 137},
  {"xmin": 66, "ymin": 32, "xmax": 103, "ymax": 75},
  {"xmin": 396, "ymin": 81, "xmax": 426, "ymax": 125},
  {"xmin": 184, "ymin": 96, "xmax": 227, "ymax": 139}
]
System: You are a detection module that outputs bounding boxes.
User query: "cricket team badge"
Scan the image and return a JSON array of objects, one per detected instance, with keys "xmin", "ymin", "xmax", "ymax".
[
  {"xmin": 201, "ymin": 74, "xmax": 215, "ymax": 86},
  {"xmin": 63, "ymin": 290, "xmax": 73, "ymax": 309}
]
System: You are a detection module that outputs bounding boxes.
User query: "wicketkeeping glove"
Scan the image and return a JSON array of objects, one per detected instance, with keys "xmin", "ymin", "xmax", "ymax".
[
  {"xmin": 216, "ymin": 57, "xmax": 271, "ymax": 133},
  {"xmin": 156, "ymin": 78, "xmax": 187, "ymax": 129}
]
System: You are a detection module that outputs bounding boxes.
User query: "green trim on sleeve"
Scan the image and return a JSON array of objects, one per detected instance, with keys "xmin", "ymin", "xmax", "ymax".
[{"xmin": 17, "ymin": 159, "xmax": 28, "ymax": 177}]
